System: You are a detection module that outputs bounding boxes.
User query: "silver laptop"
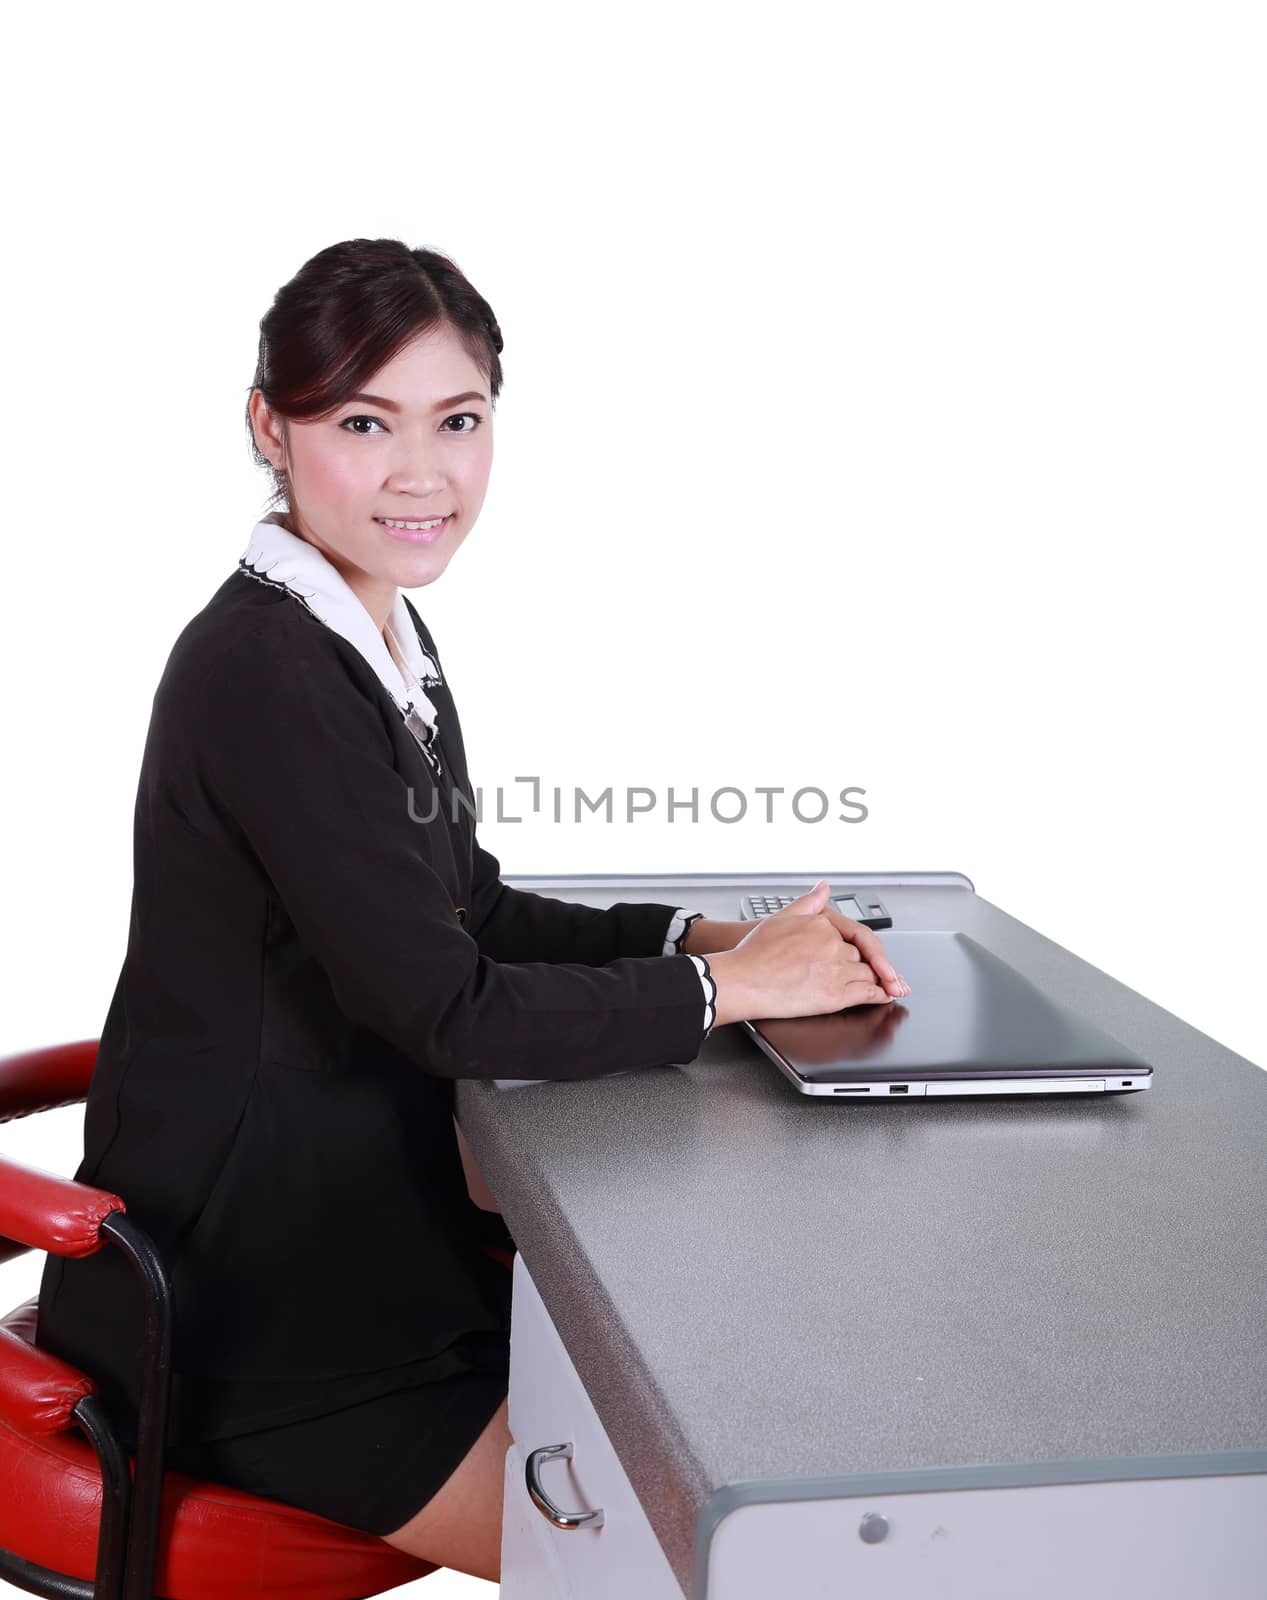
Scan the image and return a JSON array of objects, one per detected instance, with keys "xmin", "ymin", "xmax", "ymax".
[{"xmin": 739, "ymin": 929, "xmax": 1154, "ymax": 1098}]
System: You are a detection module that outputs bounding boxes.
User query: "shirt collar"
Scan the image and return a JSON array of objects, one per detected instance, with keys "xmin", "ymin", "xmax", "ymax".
[{"xmin": 238, "ymin": 515, "xmax": 444, "ymax": 731}]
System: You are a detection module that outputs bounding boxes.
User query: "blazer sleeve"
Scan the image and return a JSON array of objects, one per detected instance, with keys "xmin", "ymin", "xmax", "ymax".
[
  {"xmin": 196, "ymin": 623, "xmax": 716, "ymax": 1081},
  {"xmin": 464, "ymin": 836, "xmax": 706, "ymax": 965}
]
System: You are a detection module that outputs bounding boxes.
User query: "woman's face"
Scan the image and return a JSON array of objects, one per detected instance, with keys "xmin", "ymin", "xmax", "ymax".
[{"xmin": 250, "ymin": 320, "xmax": 494, "ymax": 623}]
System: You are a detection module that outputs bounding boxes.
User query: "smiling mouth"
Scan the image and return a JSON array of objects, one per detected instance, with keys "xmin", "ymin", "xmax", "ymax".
[{"xmin": 374, "ymin": 516, "xmax": 449, "ymax": 530}]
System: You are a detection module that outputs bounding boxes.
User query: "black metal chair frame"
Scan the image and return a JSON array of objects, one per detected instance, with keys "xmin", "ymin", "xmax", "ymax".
[{"xmin": 0, "ymin": 1212, "xmax": 173, "ymax": 1600}]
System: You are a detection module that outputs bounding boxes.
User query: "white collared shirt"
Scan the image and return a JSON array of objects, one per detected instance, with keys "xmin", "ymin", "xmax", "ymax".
[{"xmin": 240, "ymin": 513, "xmax": 445, "ymax": 771}]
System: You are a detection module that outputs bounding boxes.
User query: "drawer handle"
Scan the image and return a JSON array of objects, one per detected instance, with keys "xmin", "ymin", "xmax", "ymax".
[{"xmin": 525, "ymin": 1442, "xmax": 606, "ymax": 1531}]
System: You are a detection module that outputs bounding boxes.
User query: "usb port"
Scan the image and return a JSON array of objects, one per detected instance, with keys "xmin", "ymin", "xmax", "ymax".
[{"xmin": 888, "ymin": 1084, "xmax": 909, "ymax": 1094}]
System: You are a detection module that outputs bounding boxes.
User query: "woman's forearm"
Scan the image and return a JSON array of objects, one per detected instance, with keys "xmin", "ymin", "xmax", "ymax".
[{"xmin": 680, "ymin": 916, "xmax": 749, "ymax": 957}]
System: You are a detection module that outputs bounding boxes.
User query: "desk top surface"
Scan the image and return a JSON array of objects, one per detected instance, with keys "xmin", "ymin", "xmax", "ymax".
[{"xmin": 455, "ymin": 873, "xmax": 1267, "ymax": 1595}]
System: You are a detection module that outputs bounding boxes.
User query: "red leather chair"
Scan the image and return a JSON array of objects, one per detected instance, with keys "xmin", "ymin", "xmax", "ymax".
[{"xmin": 0, "ymin": 1039, "xmax": 512, "ymax": 1599}]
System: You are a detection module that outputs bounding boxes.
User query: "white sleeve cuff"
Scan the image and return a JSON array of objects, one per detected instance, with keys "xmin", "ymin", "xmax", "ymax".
[
  {"xmin": 662, "ymin": 908, "xmax": 705, "ymax": 957},
  {"xmin": 685, "ymin": 953, "xmax": 717, "ymax": 1039}
]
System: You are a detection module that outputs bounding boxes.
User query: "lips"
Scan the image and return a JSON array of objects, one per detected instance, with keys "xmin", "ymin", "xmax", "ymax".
[{"xmin": 374, "ymin": 515, "xmax": 451, "ymax": 546}]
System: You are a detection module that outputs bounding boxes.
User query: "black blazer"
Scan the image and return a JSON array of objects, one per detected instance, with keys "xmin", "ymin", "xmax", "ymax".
[{"xmin": 36, "ymin": 566, "xmax": 714, "ymax": 1445}]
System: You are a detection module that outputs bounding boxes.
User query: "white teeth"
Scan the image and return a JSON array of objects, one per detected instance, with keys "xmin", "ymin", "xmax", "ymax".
[{"xmin": 378, "ymin": 517, "xmax": 445, "ymax": 530}]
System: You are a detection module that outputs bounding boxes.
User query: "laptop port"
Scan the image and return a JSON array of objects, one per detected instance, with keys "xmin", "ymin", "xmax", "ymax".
[
  {"xmin": 833, "ymin": 1086, "xmax": 870, "ymax": 1093},
  {"xmin": 888, "ymin": 1085, "xmax": 910, "ymax": 1094}
]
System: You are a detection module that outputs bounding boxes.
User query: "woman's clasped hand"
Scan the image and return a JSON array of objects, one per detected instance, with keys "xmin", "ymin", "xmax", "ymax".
[{"xmin": 706, "ymin": 881, "xmax": 912, "ymax": 1027}]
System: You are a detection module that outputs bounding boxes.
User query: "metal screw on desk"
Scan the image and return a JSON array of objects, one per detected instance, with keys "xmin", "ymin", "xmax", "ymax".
[{"xmin": 859, "ymin": 1512, "xmax": 890, "ymax": 1544}]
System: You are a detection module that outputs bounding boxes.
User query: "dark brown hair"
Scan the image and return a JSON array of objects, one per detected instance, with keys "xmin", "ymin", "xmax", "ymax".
[{"xmin": 245, "ymin": 237, "xmax": 504, "ymax": 511}]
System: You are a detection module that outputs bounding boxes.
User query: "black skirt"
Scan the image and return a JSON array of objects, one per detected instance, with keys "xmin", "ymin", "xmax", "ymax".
[
  {"xmin": 163, "ymin": 1367, "xmax": 510, "ymax": 1537},
  {"xmin": 161, "ymin": 1218, "xmax": 517, "ymax": 1537}
]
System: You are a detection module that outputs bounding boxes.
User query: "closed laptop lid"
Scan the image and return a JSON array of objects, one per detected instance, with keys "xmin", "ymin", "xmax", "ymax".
[{"xmin": 746, "ymin": 930, "xmax": 1154, "ymax": 1085}]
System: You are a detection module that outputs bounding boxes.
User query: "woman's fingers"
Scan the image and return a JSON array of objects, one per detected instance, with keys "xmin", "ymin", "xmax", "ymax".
[
  {"xmin": 822, "ymin": 908, "xmax": 909, "ymax": 994},
  {"xmin": 777, "ymin": 880, "xmax": 833, "ymax": 916},
  {"xmin": 762, "ymin": 881, "xmax": 911, "ymax": 1001},
  {"xmin": 842, "ymin": 973, "xmax": 895, "ymax": 1002}
]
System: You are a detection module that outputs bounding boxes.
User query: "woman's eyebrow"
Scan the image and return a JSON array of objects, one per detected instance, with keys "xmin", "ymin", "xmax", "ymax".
[{"xmin": 346, "ymin": 390, "xmax": 488, "ymax": 413}]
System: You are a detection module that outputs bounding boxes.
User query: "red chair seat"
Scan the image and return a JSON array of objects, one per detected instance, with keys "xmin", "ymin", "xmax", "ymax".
[{"xmin": 0, "ymin": 1297, "xmax": 437, "ymax": 1598}]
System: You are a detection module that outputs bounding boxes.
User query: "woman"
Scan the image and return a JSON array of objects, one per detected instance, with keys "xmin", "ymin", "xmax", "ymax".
[{"xmin": 35, "ymin": 237, "xmax": 909, "ymax": 1582}]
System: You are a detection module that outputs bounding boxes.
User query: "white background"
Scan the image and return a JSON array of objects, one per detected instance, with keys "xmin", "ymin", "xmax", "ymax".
[{"xmin": 1, "ymin": 3, "xmax": 1263, "ymax": 1594}]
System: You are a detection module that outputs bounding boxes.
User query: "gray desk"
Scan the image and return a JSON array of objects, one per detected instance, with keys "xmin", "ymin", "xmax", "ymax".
[{"xmin": 455, "ymin": 872, "xmax": 1267, "ymax": 1597}]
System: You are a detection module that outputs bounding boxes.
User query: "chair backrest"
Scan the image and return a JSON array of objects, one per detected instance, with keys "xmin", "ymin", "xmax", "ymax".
[{"xmin": 0, "ymin": 1037, "xmax": 98, "ymax": 1122}]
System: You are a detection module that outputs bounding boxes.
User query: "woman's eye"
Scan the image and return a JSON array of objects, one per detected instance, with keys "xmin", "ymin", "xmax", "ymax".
[{"xmin": 340, "ymin": 412, "xmax": 483, "ymax": 436}]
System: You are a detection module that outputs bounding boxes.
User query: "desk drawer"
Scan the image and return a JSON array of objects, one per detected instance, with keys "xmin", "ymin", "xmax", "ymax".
[
  {"xmin": 507, "ymin": 1255, "xmax": 682, "ymax": 1600},
  {"xmin": 500, "ymin": 1439, "xmax": 575, "ymax": 1599}
]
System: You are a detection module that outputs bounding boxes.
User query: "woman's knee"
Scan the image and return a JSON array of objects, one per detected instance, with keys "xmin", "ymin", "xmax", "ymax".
[{"xmin": 379, "ymin": 1393, "xmax": 512, "ymax": 1582}]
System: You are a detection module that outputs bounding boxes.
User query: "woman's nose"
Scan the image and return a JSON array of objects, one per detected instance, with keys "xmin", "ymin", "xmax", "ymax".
[
  {"xmin": 384, "ymin": 440, "xmax": 450, "ymax": 494},
  {"xmin": 385, "ymin": 465, "xmax": 446, "ymax": 494}
]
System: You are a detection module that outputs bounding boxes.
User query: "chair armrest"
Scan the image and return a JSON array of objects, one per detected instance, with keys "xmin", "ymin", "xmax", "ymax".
[
  {"xmin": 0, "ymin": 1302, "xmax": 97, "ymax": 1435},
  {"xmin": 0, "ymin": 1153, "xmax": 126, "ymax": 1259}
]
